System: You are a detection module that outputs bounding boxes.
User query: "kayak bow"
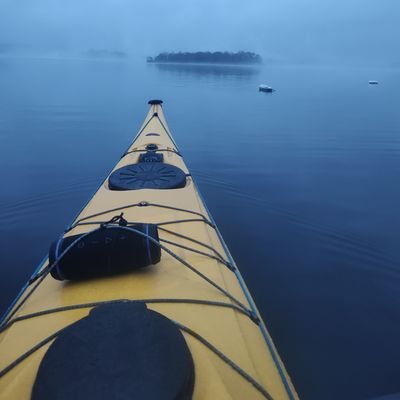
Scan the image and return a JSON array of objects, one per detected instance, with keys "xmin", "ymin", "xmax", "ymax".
[{"xmin": 0, "ymin": 100, "xmax": 298, "ymax": 400}]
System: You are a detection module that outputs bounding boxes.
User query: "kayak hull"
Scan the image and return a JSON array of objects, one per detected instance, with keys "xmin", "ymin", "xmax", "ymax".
[{"xmin": 0, "ymin": 102, "xmax": 298, "ymax": 400}]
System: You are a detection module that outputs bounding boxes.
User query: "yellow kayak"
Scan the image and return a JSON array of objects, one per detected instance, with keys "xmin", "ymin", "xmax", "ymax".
[{"xmin": 0, "ymin": 100, "xmax": 298, "ymax": 400}]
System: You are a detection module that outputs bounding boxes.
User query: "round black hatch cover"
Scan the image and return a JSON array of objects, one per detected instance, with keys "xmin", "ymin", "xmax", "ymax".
[
  {"xmin": 32, "ymin": 302, "xmax": 195, "ymax": 400},
  {"xmin": 109, "ymin": 163, "xmax": 186, "ymax": 190}
]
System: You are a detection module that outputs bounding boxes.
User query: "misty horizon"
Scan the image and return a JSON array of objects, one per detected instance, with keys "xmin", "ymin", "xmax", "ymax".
[{"xmin": 1, "ymin": 0, "xmax": 400, "ymax": 68}]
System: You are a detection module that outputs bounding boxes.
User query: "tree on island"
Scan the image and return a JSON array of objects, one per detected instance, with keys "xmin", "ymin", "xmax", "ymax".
[{"xmin": 147, "ymin": 51, "xmax": 262, "ymax": 64}]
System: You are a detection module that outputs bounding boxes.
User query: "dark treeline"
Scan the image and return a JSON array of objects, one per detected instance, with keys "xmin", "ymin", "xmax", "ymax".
[{"xmin": 147, "ymin": 51, "xmax": 262, "ymax": 64}]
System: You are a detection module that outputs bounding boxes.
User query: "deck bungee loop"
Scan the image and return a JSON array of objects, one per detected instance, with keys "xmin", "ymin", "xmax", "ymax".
[
  {"xmin": 2, "ymin": 221, "xmax": 257, "ymax": 328},
  {"xmin": 0, "ymin": 100, "xmax": 298, "ymax": 400}
]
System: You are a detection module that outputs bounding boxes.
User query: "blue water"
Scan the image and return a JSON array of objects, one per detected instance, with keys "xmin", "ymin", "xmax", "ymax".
[{"xmin": 0, "ymin": 57, "xmax": 400, "ymax": 400}]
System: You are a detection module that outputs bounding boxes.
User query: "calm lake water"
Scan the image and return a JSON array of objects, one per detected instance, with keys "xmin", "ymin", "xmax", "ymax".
[{"xmin": 0, "ymin": 56, "xmax": 399, "ymax": 400}]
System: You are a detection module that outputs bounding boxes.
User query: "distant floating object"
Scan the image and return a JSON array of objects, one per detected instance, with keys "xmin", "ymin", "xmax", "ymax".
[
  {"xmin": 368, "ymin": 80, "xmax": 379, "ymax": 85},
  {"xmin": 259, "ymin": 84, "xmax": 275, "ymax": 93}
]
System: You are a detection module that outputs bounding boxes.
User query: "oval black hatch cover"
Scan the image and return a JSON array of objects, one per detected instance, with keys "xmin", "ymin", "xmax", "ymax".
[
  {"xmin": 31, "ymin": 302, "xmax": 195, "ymax": 400},
  {"xmin": 108, "ymin": 163, "xmax": 186, "ymax": 190}
]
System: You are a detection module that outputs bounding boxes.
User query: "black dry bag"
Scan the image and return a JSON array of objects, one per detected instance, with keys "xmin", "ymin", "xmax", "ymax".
[{"xmin": 49, "ymin": 224, "xmax": 161, "ymax": 281}]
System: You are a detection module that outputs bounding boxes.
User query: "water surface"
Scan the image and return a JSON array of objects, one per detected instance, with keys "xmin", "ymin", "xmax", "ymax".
[{"xmin": 0, "ymin": 57, "xmax": 399, "ymax": 400}]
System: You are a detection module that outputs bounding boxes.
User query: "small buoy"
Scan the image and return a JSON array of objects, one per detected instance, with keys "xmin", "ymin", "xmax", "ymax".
[
  {"xmin": 259, "ymin": 84, "xmax": 275, "ymax": 93},
  {"xmin": 368, "ymin": 80, "xmax": 379, "ymax": 85}
]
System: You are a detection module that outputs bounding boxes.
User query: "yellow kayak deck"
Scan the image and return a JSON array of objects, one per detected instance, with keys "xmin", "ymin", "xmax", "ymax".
[{"xmin": 0, "ymin": 101, "xmax": 298, "ymax": 400}]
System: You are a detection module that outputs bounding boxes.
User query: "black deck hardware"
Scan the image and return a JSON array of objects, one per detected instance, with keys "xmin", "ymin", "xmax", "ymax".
[
  {"xmin": 146, "ymin": 143, "xmax": 158, "ymax": 151},
  {"xmin": 139, "ymin": 152, "xmax": 164, "ymax": 163},
  {"xmin": 148, "ymin": 99, "xmax": 163, "ymax": 105}
]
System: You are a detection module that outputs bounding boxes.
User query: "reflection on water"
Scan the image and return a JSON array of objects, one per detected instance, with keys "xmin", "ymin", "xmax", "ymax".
[{"xmin": 150, "ymin": 62, "xmax": 260, "ymax": 79}]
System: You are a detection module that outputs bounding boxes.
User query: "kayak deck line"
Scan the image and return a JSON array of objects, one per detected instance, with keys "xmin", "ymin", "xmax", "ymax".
[
  {"xmin": 158, "ymin": 225, "xmax": 232, "ymax": 265},
  {"xmin": 193, "ymin": 184, "xmax": 297, "ymax": 400},
  {"xmin": 0, "ymin": 226, "xmax": 270, "ymax": 397},
  {"xmin": 0, "ymin": 101, "xmax": 298, "ymax": 400},
  {"xmin": 1, "ymin": 298, "xmax": 250, "ymax": 333},
  {"xmin": 127, "ymin": 104, "xmax": 179, "ymax": 153},
  {"xmin": 1, "ymin": 304, "xmax": 274, "ymax": 400},
  {"xmin": 2, "ymin": 223, "xmax": 257, "ymax": 328},
  {"xmin": 122, "ymin": 147, "xmax": 183, "ymax": 158},
  {"xmin": 65, "ymin": 201, "xmax": 215, "ymax": 232}
]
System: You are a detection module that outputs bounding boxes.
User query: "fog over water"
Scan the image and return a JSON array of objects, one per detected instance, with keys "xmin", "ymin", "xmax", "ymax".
[
  {"xmin": 1, "ymin": 0, "xmax": 400, "ymax": 66},
  {"xmin": 0, "ymin": 2, "xmax": 400, "ymax": 400}
]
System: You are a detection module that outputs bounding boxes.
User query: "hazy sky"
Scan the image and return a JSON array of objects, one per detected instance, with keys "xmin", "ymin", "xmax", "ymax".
[{"xmin": 1, "ymin": 0, "xmax": 399, "ymax": 66}]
